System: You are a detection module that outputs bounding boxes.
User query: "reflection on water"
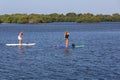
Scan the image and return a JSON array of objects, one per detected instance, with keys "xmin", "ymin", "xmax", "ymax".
[
  {"xmin": 18, "ymin": 46, "xmax": 24, "ymax": 54},
  {"xmin": 65, "ymin": 48, "xmax": 69, "ymax": 54},
  {"xmin": 17, "ymin": 46, "xmax": 24, "ymax": 66}
]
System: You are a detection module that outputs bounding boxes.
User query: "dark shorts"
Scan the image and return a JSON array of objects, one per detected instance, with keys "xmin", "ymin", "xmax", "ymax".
[{"xmin": 65, "ymin": 38, "xmax": 68, "ymax": 40}]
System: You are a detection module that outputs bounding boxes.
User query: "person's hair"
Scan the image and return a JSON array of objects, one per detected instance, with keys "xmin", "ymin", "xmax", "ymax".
[{"xmin": 20, "ymin": 32, "xmax": 24, "ymax": 35}]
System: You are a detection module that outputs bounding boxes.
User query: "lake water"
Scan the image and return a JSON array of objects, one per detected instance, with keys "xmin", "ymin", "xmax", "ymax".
[{"xmin": 0, "ymin": 22, "xmax": 120, "ymax": 80}]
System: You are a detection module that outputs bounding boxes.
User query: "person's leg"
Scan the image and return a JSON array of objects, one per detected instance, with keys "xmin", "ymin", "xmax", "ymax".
[
  {"xmin": 65, "ymin": 39, "xmax": 69, "ymax": 48},
  {"xmin": 19, "ymin": 39, "xmax": 22, "ymax": 44}
]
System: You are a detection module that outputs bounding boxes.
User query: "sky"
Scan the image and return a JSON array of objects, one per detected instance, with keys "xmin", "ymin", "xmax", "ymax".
[{"xmin": 0, "ymin": 0, "xmax": 120, "ymax": 15}]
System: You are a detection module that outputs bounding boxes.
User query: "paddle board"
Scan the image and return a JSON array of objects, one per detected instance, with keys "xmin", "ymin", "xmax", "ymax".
[
  {"xmin": 53, "ymin": 45, "xmax": 84, "ymax": 49},
  {"xmin": 6, "ymin": 43, "xmax": 36, "ymax": 46}
]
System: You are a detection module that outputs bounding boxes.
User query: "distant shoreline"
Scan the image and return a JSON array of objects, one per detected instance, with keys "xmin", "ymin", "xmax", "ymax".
[
  {"xmin": 0, "ymin": 13, "xmax": 120, "ymax": 24},
  {"xmin": 1, "ymin": 22, "xmax": 120, "ymax": 25}
]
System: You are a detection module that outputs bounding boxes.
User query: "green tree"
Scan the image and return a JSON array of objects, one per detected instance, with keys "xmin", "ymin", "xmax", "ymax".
[
  {"xmin": 65, "ymin": 12, "xmax": 77, "ymax": 22},
  {"xmin": 0, "ymin": 13, "xmax": 120, "ymax": 23},
  {"xmin": 112, "ymin": 13, "xmax": 120, "ymax": 22},
  {"xmin": 77, "ymin": 13, "xmax": 100, "ymax": 23}
]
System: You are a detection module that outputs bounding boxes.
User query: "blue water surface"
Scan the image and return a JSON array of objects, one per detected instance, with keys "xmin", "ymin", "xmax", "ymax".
[{"xmin": 0, "ymin": 22, "xmax": 120, "ymax": 80}]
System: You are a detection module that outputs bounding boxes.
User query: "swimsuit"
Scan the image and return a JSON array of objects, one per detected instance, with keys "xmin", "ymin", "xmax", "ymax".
[
  {"xmin": 65, "ymin": 34, "xmax": 69, "ymax": 39},
  {"xmin": 18, "ymin": 35, "xmax": 22, "ymax": 40}
]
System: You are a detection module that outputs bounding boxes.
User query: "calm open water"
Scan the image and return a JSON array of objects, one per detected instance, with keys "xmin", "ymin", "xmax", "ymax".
[{"xmin": 0, "ymin": 22, "xmax": 120, "ymax": 80}]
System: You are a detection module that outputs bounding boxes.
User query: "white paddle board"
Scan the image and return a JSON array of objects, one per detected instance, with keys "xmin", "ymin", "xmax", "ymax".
[{"xmin": 6, "ymin": 43, "xmax": 36, "ymax": 46}]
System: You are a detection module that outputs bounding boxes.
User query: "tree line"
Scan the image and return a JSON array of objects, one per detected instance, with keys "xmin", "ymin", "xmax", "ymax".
[{"xmin": 0, "ymin": 13, "xmax": 120, "ymax": 24}]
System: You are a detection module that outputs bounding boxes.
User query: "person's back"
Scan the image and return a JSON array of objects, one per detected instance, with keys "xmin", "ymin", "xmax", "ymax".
[
  {"xmin": 18, "ymin": 32, "xmax": 24, "ymax": 44},
  {"xmin": 64, "ymin": 32, "xmax": 70, "ymax": 48},
  {"xmin": 64, "ymin": 32, "xmax": 69, "ymax": 39}
]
